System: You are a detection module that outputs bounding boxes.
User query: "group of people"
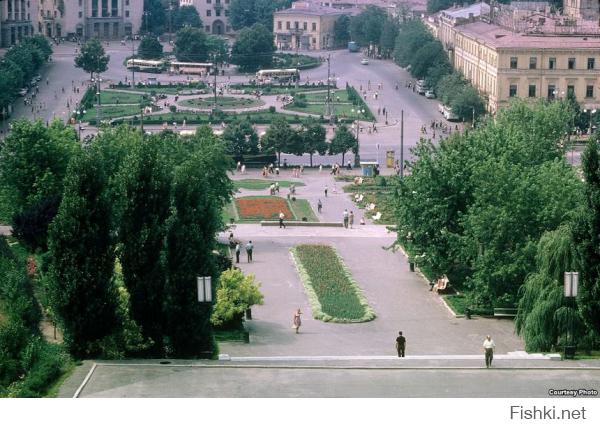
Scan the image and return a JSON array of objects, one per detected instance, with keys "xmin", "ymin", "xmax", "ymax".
[
  {"xmin": 291, "ymin": 166, "xmax": 303, "ymax": 177},
  {"xmin": 235, "ymin": 162, "xmax": 247, "ymax": 174},
  {"xmin": 342, "ymin": 209, "xmax": 355, "ymax": 229},
  {"xmin": 229, "ymin": 233, "xmax": 254, "ymax": 263}
]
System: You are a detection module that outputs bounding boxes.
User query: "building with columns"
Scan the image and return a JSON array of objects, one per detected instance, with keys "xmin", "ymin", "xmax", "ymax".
[
  {"xmin": 179, "ymin": 0, "xmax": 233, "ymax": 35},
  {"xmin": 0, "ymin": 0, "xmax": 35, "ymax": 47}
]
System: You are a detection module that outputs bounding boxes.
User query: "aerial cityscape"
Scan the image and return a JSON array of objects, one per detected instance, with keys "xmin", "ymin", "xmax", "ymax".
[{"xmin": 0, "ymin": 0, "xmax": 599, "ymax": 410}]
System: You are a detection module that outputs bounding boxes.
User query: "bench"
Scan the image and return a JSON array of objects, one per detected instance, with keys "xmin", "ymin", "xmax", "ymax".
[{"xmin": 493, "ymin": 307, "xmax": 518, "ymax": 318}]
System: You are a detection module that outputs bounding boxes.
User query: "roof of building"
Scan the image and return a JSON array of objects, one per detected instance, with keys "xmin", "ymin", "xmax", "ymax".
[
  {"xmin": 441, "ymin": 2, "xmax": 490, "ymax": 19},
  {"xmin": 275, "ymin": 2, "xmax": 348, "ymax": 17},
  {"xmin": 458, "ymin": 20, "xmax": 600, "ymax": 49}
]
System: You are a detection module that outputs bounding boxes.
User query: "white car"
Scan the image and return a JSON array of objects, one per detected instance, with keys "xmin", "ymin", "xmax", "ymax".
[
  {"xmin": 425, "ymin": 90, "xmax": 436, "ymax": 99},
  {"xmin": 360, "ymin": 58, "xmax": 369, "ymax": 65}
]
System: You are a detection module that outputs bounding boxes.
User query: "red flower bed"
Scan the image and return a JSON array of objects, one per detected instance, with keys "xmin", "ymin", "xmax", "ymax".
[{"xmin": 236, "ymin": 197, "xmax": 293, "ymax": 220}]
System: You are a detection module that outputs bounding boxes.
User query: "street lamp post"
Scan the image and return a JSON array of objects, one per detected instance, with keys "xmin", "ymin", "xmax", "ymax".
[
  {"xmin": 352, "ymin": 108, "xmax": 363, "ymax": 167},
  {"xmin": 563, "ymin": 272, "xmax": 579, "ymax": 359},
  {"xmin": 584, "ymin": 108, "xmax": 597, "ymax": 134}
]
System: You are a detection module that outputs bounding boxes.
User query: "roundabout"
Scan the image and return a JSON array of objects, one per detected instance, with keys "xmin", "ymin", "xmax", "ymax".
[{"xmin": 179, "ymin": 96, "xmax": 265, "ymax": 110}]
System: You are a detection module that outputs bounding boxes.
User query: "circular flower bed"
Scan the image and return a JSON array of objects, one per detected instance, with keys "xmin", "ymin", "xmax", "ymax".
[{"xmin": 179, "ymin": 96, "xmax": 264, "ymax": 110}]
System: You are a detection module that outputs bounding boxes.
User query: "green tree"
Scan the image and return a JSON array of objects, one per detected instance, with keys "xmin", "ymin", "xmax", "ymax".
[
  {"xmin": 47, "ymin": 147, "xmax": 122, "ymax": 358},
  {"xmin": 222, "ymin": 119, "xmax": 259, "ymax": 160},
  {"xmin": 116, "ymin": 138, "xmax": 172, "ymax": 353},
  {"xmin": 393, "ymin": 20, "xmax": 434, "ymax": 67},
  {"xmin": 450, "ymin": 86, "xmax": 486, "ymax": 122},
  {"xmin": 174, "ymin": 26, "xmax": 208, "ymax": 62},
  {"xmin": 333, "ymin": 15, "xmax": 351, "ymax": 48},
  {"xmin": 74, "ymin": 38, "xmax": 110, "ymax": 79},
  {"xmin": 260, "ymin": 116, "xmax": 296, "ymax": 165},
  {"xmin": 230, "ymin": 23, "xmax": 275, "ymax": 72},
  {"xmin": 329, "ymin": 124, "xmax": 357, "ymax": 165},
  {"xmin": 175, "ymin": 5, "xmax": 202, "ymax": 30},
  {"xmin": 137, "ymin": 36, "xmax": 164, "ymax": 59},
  {"xmin": 379, "ymin": 18, "xmax": 398, "ymax": 58},
  {"xmin": 206, "ymin": 36, "xmax": 229, "ymax": 65},
  {"xmin": 299, "ymin": 118, "xmax": 327, "ymax": 167},
  {"xmin": 211, "ymin": 269, "xmax": 264, "ymax": 328},
  {"xmin": 411, "ymin": 41, "xmax": 446, "ymax": 79},
  {"xmin": 349, "ymin": 6, "xmax": 388, "ymax": 48},
  {"xmin": 143, "ymin": 0, "xmax": 167, "ymax": 34},
  {"xmin": 229, "ymin": 0, "xmax": 292, "ymax": 31}
]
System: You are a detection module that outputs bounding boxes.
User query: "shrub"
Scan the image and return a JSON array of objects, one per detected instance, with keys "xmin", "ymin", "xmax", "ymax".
[
  {"xmin": 211, "ymin": 269, "xmax": 264, "ymax": 329},
  {"xmin": 269, "ymin": 106, "xmax": 276, "ymax": 113},
  {"xmin": 169, "ymin": 105, "xmax": 177, "ymax": 113}
]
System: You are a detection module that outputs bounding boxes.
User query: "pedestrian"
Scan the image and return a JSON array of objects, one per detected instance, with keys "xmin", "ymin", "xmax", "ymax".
[
  {"xmin": 235, "ymin": 243, "xmax": 241, "ymax": 264},
  {"xmin": 483, "ymin": 335, "xmax": 495, "ymax": 368},
  {"xmin": 317, "ymin": 199, "xmax": 322, "ymax": 213},
  {"xmin": 396, "ymin": 331, "xmax": 406, "ymax": 357},
  {"xmin": 279, "ymin": 211, "xmax": 286, "ymax": 229},
  {"xmin": 241, "ymin": 164, "xmax": 246, "ymax": 174},
  {"xmin": 349, "ymin": 210, "xmax": 354, "ymax": 228},
  {"xmin": 245, "ymin": 240, "xmax": 254, "ymax": 262},
  {"xmin": 343, "ymin": 209, "xmax": 349, "ymax": 228},
  {"xmin": 236, "ymin": 161, "xmax": 241, "ymax": 172},
  {"xmin": 292, "ymin": 308, "xmax": 302, "ymax": 334},
  {"xmin": 324, "ymin": 185, "xmax": 328, "ymax": 198},
  {"xmin": 319, "ymin": 164, "xmax": 323, "ymax": 174}
]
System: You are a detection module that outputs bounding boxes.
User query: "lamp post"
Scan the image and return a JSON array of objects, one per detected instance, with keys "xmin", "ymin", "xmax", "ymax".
[
  {"xmin": 563, "ymin": 271, "xmax": 579, "ymax": 359},
  {"xmin": 584, "ymin": 108, "xmax": 597, "ymax": 134},
  {"xmin": 351, "ymin": 108, "xmax": 364, "ymax": 167},
  {"xmin": 197, "ymin": 276, "xmax": 213, "ymax": 303}
]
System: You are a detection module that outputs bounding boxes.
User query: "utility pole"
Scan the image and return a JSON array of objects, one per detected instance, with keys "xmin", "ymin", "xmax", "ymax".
[
  {"xmin": 131, "ymin": 39, "xmax": 135, "ymax": 87},
  {"xmin": 168, "ymin": 1, "xmax": 173, "ymax": 44},
  {"xmin": 96, "ymin": 74, "xmax": 101, "ymax": 127},
  {"xmin": 400, "ymin": 109, "xmax": 404, "ymax": 178},
  {"xmin": 213, "ymin": 54, "xmax": 218, "ymax": 110},
  {"xmin": 326, "ymin": 54, "xmax": 331, "ymax": 117}
]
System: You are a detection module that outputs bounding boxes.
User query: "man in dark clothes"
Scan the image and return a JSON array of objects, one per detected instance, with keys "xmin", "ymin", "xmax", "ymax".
[{"xmin": 396, "ymin": 331, "xmax": 406, "ymax": 357}]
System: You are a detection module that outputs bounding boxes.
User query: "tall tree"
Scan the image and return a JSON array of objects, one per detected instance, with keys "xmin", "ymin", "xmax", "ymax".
[
  {"xmin": 222, "ymin": 119, "xmax": 259, "ymax": 160},
  {"xmin": 349, "ymin": 6, "xmax": 387, "ymax": 47},
  {"xmin": 230, "ymin": 23, "xmax": 275, "ymax": 72},
  {"xmin": 206, "ymin": 36, "xmax": 230, "ymax": 65},
  {"xmin": 379, "ymin": 18, "xmax": 398, "ymax": 58},
  {"xmin": 175, "ymin": 5, "xmax": 202, "ymax": 30},
  {"xmin": 75, "ymin": 38, "xmax": 110, "ymax": 79},
  {"xmin": 117, "ymin": 138, "xmax": 172, "ymax": 353},
  {"xmin": 329, "ymin": 124, "xmax": 357, "ymax": 165},
  {"xmin": 260, "ymin": 116, "xmax": 296, "ymax": 166},
  {"xmin": 229, "ymin": 0, "xmax": 292, "ymax": 31},
  {"xmin": 299, "ymin": 119, "xmax": 327, "ymax": 167},
  {"xmin": 143, "ymin": 0, "xmax": 168, "ymax": 35},
  {"xmin": 47, "ymin": 147, "xmax": 121, "ymax": 358},
  {"xmin": 333, "ymin": 15, "xmax": 351, "ymax": 48},
  {"xmin": 174, "ymin": 26, "xmax": 208, "ymax": 62},
  {"xmin": 137, "ymin": 36, "xmax": 164, "ymax": 60}
]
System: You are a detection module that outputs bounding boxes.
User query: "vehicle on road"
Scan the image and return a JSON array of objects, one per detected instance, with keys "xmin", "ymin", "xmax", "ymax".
[
  {"xmin": 256, "ymin": 68, "xmax": 300, "ymax": 84},
  {"xmin": 442, "ymin": 105, "xmax": 460, "ymax": 121},
  {"xmin": 126, "ymin": 59, "xmax": 166, "ymax": 73},
  {"xmin": 348, "ymin": 41, "xmax": 359, "ymax": 52},
  {"xmin": 169, "ymin": 61, "xmax": 213, "ymax": 76},
  {"xmin": 425, "ymin": 90, "xmax": 436, "ymax": 99},
  {"xmin": 18, "ymin": 88, "xmax": 28, "ymax": 96},
  {"xmin": 360, "ymin": 58, "xmax": 369, "ymax": 65},
  {"xmin": 415, "ymin": 80, "xmax": 426, "ymax": 95}
]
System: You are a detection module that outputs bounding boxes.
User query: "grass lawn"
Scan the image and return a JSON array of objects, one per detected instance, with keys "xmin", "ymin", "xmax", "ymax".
[
  {"xmin": 444, "ymin": 294, "xmax": 467, "ymax": 316},
  {"xmin": 292, "ymin": 244, "xmax": 375, "ymax": 322},
  {"xmin": 127, "ymin": 86, "xmax": 206, "ymax": 95},
  {"xmin": 303, "ymin": 90, "xmax": 350, "ymax": 103},
  {"xmin": 345, "ymin": 176, "xmax": 399, "ymax": 225},
  {"xmin": 179, "ymin": 96, "xmax": 264, "ymax": 110},
  {"xmin": 233, "ymin": 179, "xmax": 304, "ymax": 190},
  {"xmin": 285, "ymin": 102, "xmax": 372, "ymax": 120},
  {"xmin": 100, "ymin": 90, "xmax": 147, "ymax": 105},
  {"xmin": 231, "ymin": 196, "xmax": 317, "ymax": 223},
  {"xmin": 289, "ymin": 198, "xmax": 318, "ymax": 222},
  {"xmin": 222, "ymin": 200, "xmax": 239, "ymax": 224},
  {"xmin": 230, "ymin": 84, "xmax": 335, "ymax": 95},
  {"xmin": 82, "ymin": 105, "xmax": 144, "ymax": 121},
  {"xmin": 274, "ymin": 53, "xmax": 321, "ymax": 69}
]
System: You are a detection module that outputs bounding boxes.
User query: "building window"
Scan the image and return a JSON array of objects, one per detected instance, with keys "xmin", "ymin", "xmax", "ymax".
[
  {"xmin": 548, "ymin": 84, "xmax": 556, "ymax": 100},
  {"xmin": 205, "ymin": 25, "xmax": 210, "ymax": 32},
  {"xmin": 549, "ymin": 57, "xmax": 556, "ymax": 69},
  {"xmin": 207, "ymin": 0, "xmax": 211, "ymax": 3},
  {"xmin": 225, "ymin": 10, "xmax": 229, "ymax": 16},
  {"xmin": 207, "ymin": 10, "xmax": 211, "ymax": 16},
  {"xmin": 568, "ymin": 58, "xmax": 576, "ymax": 69},
  {"xmin": 510, "ymin": 57, "xmax": 517, "ymax": 69},
  {"xmin": 126, "ymin": 0, "xmax": 129, "ymax": 5},
  {"xmin": 277, "ymin": 21, "xmax": 282, "ymax": 30},
  {"xmin": 216, "ymin": 10, "xmax": 221, "ymax": 16},
  {"xmin": 509, "ymin": 84, "xmax": 517, "ymax": 97},
  {"xmin": 294, "ymin": 21, "xmax": 299, "ymax": 30},
  {"xmin": 528, "ymin": 84, "xmax": 536, "ymax": 97},
  {"xmin": 529, "ymin": 57, "xmax": 537, "ymax": 69},
  {"xmin": 312, "ymin": 22, "xmax": 316, "ymax": 31},
  {"xmin": 586, "ymin": 85, "xmax": 594, "ymax": 98},
  {"xmin": 567, "ymin": 85, "xmax": 575, "ymax": 97},
  {"xmin": 79, "ymin": 0, "xmax": 82, "ymax": 6},
  {"xmin": 79, "ymin": 11, "xmax": 82, "ymax": 18},
  {"xmin": 588, "ymin": 58, "xmax": 595, "ymax": 70},
  {"xmin": 125, "ymin": 10, "xmax": 129, "ymax": 17},
  {"xmin": 303, "ymin": 22, "xmax": 307, "ymax": 30},
  {"xmin": 286, "ymin": 21, "xmax": 290, "ymax": 30}
]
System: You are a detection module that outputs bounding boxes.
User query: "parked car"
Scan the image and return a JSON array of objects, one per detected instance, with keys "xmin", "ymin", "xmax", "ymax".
[
  {"xmin": 425, "ymin": 90, "xmax": 436, "ymax": 99},
  {"xmin": 18, "ymin": 88, "xmax": 28, "ymax": 96},
  {"xmin": 360, "ymin": 58, "xmax": 369, "ymax": 65}
]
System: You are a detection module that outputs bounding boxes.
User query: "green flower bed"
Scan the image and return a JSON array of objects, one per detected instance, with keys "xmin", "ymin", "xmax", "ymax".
[
  {"xmin": 179, "ymin": 96, "xmax": 264, "ymax": 110},
  {"xmin": 229, "ymin": 83, "xmax": 335, "ymax": 95},
  {"xmin": 233, "ymin": 179, "xmax": 305, "ymax": 190},
  {"xmin": 100, "ymin": 90, "xmax": 148, "ymax": 105},
  {"xmin": 291, "ymin": 245, "xmax": 375, "ymax": 322},
  {"xmin": 274, "ymin": 53, "xmax": 321, "ymax": 70},
  {"xmin": 289, "ymin": 198, "xmax": 319, "ymax": 222}
]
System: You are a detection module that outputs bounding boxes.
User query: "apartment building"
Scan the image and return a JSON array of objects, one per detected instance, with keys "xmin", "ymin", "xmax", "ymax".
[
  {"xmin": 273, "ymin": 1, "xmax": 349, "ymax": 50},
  {"xmin": 0, "ymin": 0, "xmax": 34, "ymax": 47},
  {"xmin": 179, "ymin": 0, "xmax": 232, "ymax": 35},
  {"xmin": 427, "ymin": 2, "xmax": 600, "ymax": 112}
]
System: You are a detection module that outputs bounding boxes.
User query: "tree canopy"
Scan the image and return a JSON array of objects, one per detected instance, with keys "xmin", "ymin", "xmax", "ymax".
[
  {"xmin": 137, "ymin": 36, "xmax": 164, "ymax": 60},
  {"xmin": 230, "ymin": 23, "xmax": 275, "ymax": 72},
  {"xmin": 174, "ymin": 26, "xmax": 208, "ymax": 62},
  {"xmin": 229, "ymin": 0, "xmax": 292, "ymax": 31},
  {"xmin": 74, "ymin": 38, "xmax": 110, "ymax": 79},
  {"xmin": 174, "ymin": 5, "xmax": 203, "ymax": 30}
]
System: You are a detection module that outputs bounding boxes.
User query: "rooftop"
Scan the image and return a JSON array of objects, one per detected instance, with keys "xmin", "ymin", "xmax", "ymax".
[
  {"xmin": 441, "ymin": 2, "xmax": 491, "ymax": 20},
  {"xmin": 275, "ymin": 1, "xmax": 348, "ymax": 17},
  {"xmin": 459, "ymin": 20, "xmax": 600, "ymax": 49}
]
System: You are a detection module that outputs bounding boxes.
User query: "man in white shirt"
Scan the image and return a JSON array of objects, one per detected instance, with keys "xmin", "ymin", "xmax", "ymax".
[
  {"xmin": 279, "ymin": 212, "xmax": 286, "ymax": 229},
  {"xmin": 483, "ymin": 335, "xmax": 496, "ymax": 368}
]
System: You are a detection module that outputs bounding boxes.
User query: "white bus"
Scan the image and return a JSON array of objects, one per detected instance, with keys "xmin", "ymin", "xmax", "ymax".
[
  {"xmin": 442, "ymin": 105, "xmax": 460, "ymax": 121},
  {"xmin": 126, "ymin": 59, "xmax": 166, "ymax": 73},
  {"xmin": 256, "ymin": 68, "xmax": 300, "ymax": 84},
  {"xmin": 169, "ymin": 61, "xmax": 213, "ymax": 76}
]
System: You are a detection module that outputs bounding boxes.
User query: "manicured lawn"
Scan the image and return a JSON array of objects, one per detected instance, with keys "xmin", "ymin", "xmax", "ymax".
[
  {"xmin": 285, "ymin": 102, "xmax": 372, "ymax": 120},
  {"xmin": 179, "ymin": 96, "xmax": 263, "ymax": 110},
  {"xmin": 289, "ymin": 198, "xmax": 318, "ymax": 222},
  {"xmin": 303, "ymin": 90, "xmax": 350, "ymax": 103},
  {"xmin": 127, "ymin": 86, "xmax": 206, "ymax": 95},
  {"xmin": 222, "ymin": 200, "xmax": 238, "ymax": 224},
  {"xmin": 273, "ymin": 53, "xmax": 321, "ymax": 69},
  {"xmin": 444, "ymin": 294, "xmax": 467, "ymax": 316},
  {"xmin": 100, "ymin": 90, "xmax": 147, "ymax": 105},
  {"xmin": 235, "ymin": 196, "xmax": 293, "ymax": 221},
  {"xmin": 233, "ymin": 179, "xmax": 305, "ymax": 190},
  {"xmin": 230, "ymin": 84, "xmax": 335, "ymax": 95},
  {"xmin": 292, "ymin": 244, "xmax": 375, "ymax": 322},
  {"xmin": 345, "ymin": 176, "xmax": 399, "ymax": 225},
  {"xmin": 82, "ymin": 105, "xmax": 144, "ymax": 121}
]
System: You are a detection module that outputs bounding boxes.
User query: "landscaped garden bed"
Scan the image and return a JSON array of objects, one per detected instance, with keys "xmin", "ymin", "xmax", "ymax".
[
  {"xmin": 273, "ymin": 53, "xmax": 322, "ymax": 70},
  {"xmin": 235, "ymin": 196, "xmax": 293, "ymax": 221},
  {"xmin": 344, "ymin": 176, "xmax": 398, "ymax": 225},
  {"xmin": 179, "ymin": 96, "xmax": 264, "ymax": 110},
  {"xmin": 233, "ymin": 179, "xmax": 305, "ymax": 190},
  {"xmin": 291, "ymin": 244, "xmax": 375, "ymax": 322}
]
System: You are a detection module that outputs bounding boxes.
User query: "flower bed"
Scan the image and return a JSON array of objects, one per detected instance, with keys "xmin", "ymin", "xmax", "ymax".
[
  {"xmin": 291, "ymin": 245, "xmax": 375, "ymax": 322},
  {"xmin": 235, "ymin": 196, "xmax": 292, "ymax": 221}
]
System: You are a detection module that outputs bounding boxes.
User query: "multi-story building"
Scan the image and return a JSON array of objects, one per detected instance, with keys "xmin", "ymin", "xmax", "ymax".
[
  {"xmin": 0, "ymin": 0, "xmax": 34, "ymax": 47},
  {"xmin": 564, "ymin": 0, "xmax": 599, "ymax": 21},
  {"xmin": 273, "ymin": 1, "xmax": 349, "ymax": 50},
  {"xmin": 179, "ymin": 0, "xmax": 233, "ymax": 35},
  {"xmin": 427, "ymin": 2, "xmax": 600, "ymax": 112}
]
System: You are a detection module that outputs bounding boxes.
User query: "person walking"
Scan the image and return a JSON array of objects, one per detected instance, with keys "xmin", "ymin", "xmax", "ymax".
[
  {"xmin": 396, "ymin": 331, "xmax": 406, "ymax": 357},
  {"xmin": 292, "ymin": 308, "xmax": 302, "ymax": 334},
  {"xmin": 324, "ymin": 185, "xmax": 328, "ymax": 198},
  {"xmin": 317, "ymin": 199, "xmax": 322, "ymax": 214},
  {"xmin": 279, "ymin": 212, "xmax": 286, "ymax": 229},
  {"xmin": 349, "ymin": 210, "xmax": 355, "ymax": 228},
  {"xmin": 235, "ymin": 243, "xmax": 241, "ymax": 264},
  {"xmin": 246, "ymin": 241, "xmax": 254, "ymax": 263},
  {"xmin": 343, "ymin": 209, "xmax": 349, "ymax": 228},
  {"xmin": 483, "ymin": 335, "xmax": 495, "ymax": 368}
]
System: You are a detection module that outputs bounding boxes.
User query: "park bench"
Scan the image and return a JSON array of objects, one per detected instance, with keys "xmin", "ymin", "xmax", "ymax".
[{"xmin": 493, "ymin": 307, "xmax": 518, "ymax": 318}]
